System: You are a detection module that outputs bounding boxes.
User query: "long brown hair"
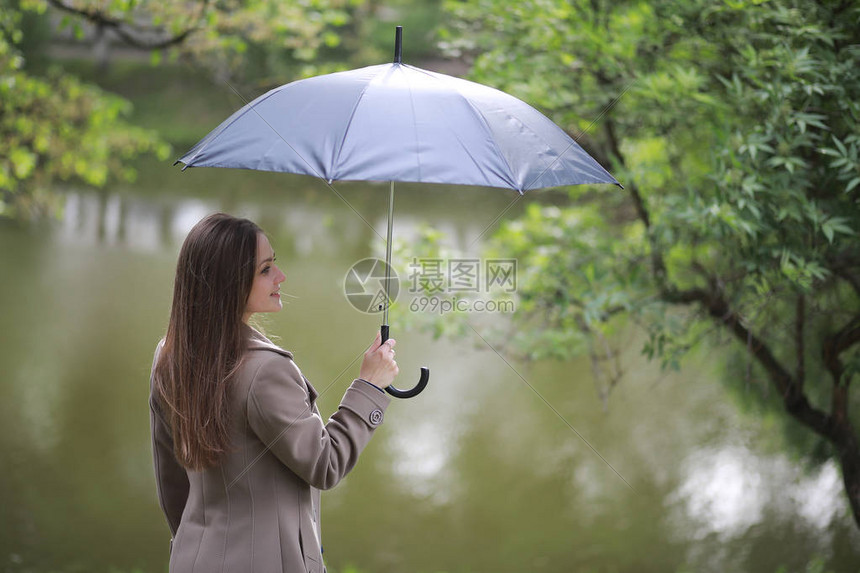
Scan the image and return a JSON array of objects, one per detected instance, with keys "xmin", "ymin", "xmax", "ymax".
[{"xmin": 154, "ymin": 212, "xmax": 262, "ymax": 470}]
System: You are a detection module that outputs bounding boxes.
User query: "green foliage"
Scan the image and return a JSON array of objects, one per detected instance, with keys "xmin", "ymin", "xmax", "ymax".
[
  {"xmin": 354, "ymin": 0, "xmax": 444, "ymax": 62},
  {"xmin": 43, "ymin": 0, "xmax": 355, "ymax": 76},
  {"xmin": 1, "ymin": 0, "xmax": 448, "ymax": 220},
  {"xmin": 390, "ymin": 222, "xmax": 474, "ymax": 343},
  {"xmin": 439, "ymin": 0, "xmax": 860, "ymax": 378},
  {"xmin": 431, "ymin": 0, "xmax": 860, "ymax": 471},
  {"xmin": 0, "ymin": 0, "xmax": 371, "ymax": 219},
  {"xmin": 0, "ymin": 1, "xmax": 168, "ymax": 218},
  {"xmin": 490, "ymin": 201, "xmax": 645, "ymax": 360}
]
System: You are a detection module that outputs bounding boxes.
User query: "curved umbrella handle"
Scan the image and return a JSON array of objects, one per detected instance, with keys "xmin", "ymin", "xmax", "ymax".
[
  {"xmin": 380, "ymin": 325, "xmax": 429, "ymax": 399},
  {"xmin": 386, "ymin": 366, "xmax": 430, "ymax": 399}
]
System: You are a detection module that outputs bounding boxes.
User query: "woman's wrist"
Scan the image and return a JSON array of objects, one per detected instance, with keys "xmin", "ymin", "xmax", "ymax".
[{"xmin": 357, "ymin": 377, "xmax": 384, "ymax": 393}]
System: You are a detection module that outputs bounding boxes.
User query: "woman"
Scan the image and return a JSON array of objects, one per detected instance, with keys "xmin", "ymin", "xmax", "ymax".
[{"xmin": 149, "ymin": 212, "xmax": 399, "ymax": 573}]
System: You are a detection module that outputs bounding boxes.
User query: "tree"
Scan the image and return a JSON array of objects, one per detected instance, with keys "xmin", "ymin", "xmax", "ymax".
[
  {"xmin": 432, "ymin": 0, "xmax": 860, "ymax": 526},
  {"xmin": 42, "ymin": 0, "xmax": 355, "ymax": 77},
  {"xmin": 1, "ymin": 1, "xmax": 168, "ymax": 218},
  {"xmin": 0, "ymin": 0, "xmax": 357, "ymax": 219}
]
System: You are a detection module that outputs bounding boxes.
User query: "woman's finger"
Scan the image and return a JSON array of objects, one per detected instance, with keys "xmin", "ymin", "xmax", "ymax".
[{"xmin": 368, "ymin": 330, "xmax": 382, "ymax": 353}]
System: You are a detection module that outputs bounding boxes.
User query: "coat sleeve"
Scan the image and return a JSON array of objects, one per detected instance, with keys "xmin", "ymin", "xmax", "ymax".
[
  {"xmin": 149, "ymin": 341, "xmax": 190, "ymax": 538},
  {"xmin": 247, "ymin": 353, "xmax": 391, "ymax": 490}
]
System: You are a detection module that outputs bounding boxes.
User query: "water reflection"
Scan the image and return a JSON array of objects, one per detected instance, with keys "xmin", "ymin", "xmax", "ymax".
[
  {"xmin": 61, "ymin": 191, "xmax": 177, "ymax": 252},
  {"xmin": 11, "ymin": 357, "xmax": 64, "ymax": 454},
  {"xmin": 794, "ymin": 460, "xmax": 843, "ymax": 531},
  {"xmin": 390, "ymin": 420, "xmax": 453, "ymax": 502},
  {"xmin": 58, "ymin": 185, "xmax": 513, "ymax": 259},
  {"xmin": 671, "ymin": 446, "xmax": 848, "ymax": 553},
  {"xmin": 2, "ymin": 180, "xmax": 860, "ymax": 573},
  {"xmin": 671, "ymin": 446, "xmax": 767, "ymax": 540}
]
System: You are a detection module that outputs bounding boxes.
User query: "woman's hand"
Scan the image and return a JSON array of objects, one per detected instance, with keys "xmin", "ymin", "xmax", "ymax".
[{"xmin": 358, "ymin": 331, "xmax": 399, "ymax": 389}]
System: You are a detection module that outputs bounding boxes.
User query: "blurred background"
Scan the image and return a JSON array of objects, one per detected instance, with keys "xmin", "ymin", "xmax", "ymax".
[{"xmin": 2, "ymin": 1, "xmax": 859, "ymax": 572}]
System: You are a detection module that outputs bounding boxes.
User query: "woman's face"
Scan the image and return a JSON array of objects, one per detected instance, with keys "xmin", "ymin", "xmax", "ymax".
[{"xmin": 243, "ymin": 233, "xmax": 286, "ymax": 323}]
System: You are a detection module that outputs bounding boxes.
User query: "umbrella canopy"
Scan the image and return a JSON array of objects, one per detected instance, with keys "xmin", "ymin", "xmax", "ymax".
[
  {"xmin": 176, "ymin": 27, "xmax": 620, "ymax": 398},
  {"xmin": 176, "ymin": 64, "xmax": 619, "ymax": 193}
]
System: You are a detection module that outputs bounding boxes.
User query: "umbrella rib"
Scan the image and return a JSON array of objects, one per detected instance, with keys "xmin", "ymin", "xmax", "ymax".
[
  {"xmin": 180, "ymin": 84, "xmax": 289, "ymax": 168},
  {"xmin": 403, "ymin": 64, "xmax": 523, "ymax": 191},
  {"xmin": 220, "ymin": 80, "xmax": 385, "ymax": 242},
  {"xmin": 443, "ymin": 119, "xmax": 503, "ymax": 187},
  {"xmin": 221, "ymin": 80, "xmax": 330, "ymax": 180},
  {"xmin": 455, "ymin": 91, "xmax": 560, "ymax": 193},
  {"xmin": 330, "ymin": 81, "xmax": 375, "ymax": 179},
  {"xmin": 331, "ymin": 65, "xmax": 396, "ymax": 178},
  {"xmin": 407, "ymin": 64, "xmax": 619, "ymax": 191},
  {"xmin": 406, "ymin": 69, "xmax": 501, "ymax": 188},
  {"xmin": 522, "ymin": 79, "xmax": 634, "ymax": 191},
  {"xmin": 446, "ymin": 84, "xmax": 522, "ymax": 193},
  {"xmin": 403, "ymin": 66, "xmax": 423, "ymax": 181}
]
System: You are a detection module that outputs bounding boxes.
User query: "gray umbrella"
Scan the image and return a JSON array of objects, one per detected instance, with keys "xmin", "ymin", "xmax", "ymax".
[{"xmin": 176, "ymin": 27, "xmax": 621, "ymax": 398}]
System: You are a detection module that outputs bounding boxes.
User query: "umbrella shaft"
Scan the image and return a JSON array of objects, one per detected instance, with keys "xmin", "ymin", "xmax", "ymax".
[{"xmin": 384, "ymin": 181, "xmax": 395, "ymax": 326}]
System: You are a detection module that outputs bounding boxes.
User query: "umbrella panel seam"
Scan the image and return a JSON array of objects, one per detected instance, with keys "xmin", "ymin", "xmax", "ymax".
[
  {"xmin": 181, "ymin": 83, "xmax": 290, "ymax": 168},
  {"xmin": 403, "ymin": 66, "xmax": 423, "ymax": 182},
  {"xmin": 331, "ymin": 66, "xmax": 389, "ymax": 180},
  {"xmin": 446, "ymin": 82, "xmax": 522, "ymax": 192}
]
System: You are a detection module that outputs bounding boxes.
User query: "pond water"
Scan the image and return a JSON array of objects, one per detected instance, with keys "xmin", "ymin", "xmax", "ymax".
[{"xmin": 0, "ymin": 163, "xmax": 858, "ymax": 573}]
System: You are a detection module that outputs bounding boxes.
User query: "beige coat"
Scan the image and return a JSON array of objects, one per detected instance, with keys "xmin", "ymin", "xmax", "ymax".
[{"xmin": 149, "ymin": 325, "xmax": 391, "ymax": 573}]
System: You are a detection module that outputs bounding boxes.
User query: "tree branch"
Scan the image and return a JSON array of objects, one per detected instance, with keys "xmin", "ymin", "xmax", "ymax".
[
  {"xmin": 823, "ymin": 313, "xmax": 860, "ymax": 388},
  {"xmin": 661, "ymin": 283, "xmax": 837, "ymax": 441},
  {"xmin": 834, "ymin": 267, "xmax": 860, "ymax": 298},
  {"xmin": 47, "ymin": 0, "xmax": 210, "ymax": 50},
  {"xmin": 824, "ymin": 313, "xmax": 860, "ymax": 427},
  {"xmin": 551, "ymin": 288, "xmax": 627, "ymax": 321},
  {"xmin": 827, "ymin": 248, "xmax": 860, "ymax": 297},
  {"xmin": 604, "ymin": 117, "xmax": 668, "ymax": 286},
  {"xmin": 796, "ymin": 294, "xmax": 805, "ymax": 392}
]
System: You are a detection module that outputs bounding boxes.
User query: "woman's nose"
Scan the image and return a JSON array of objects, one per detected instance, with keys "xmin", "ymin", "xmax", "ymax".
[{"xmin": 276, "ymin": 267, "xmax": 286, "ymax": 283}]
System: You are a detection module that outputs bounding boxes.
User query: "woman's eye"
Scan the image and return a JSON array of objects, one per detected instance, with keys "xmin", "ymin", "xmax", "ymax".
[{"xmin": 262, "ymin": 266, "xmax": 270, "ymax": 275}]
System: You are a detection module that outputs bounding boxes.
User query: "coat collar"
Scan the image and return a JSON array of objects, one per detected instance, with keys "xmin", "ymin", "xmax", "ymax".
[
  {"xmin": 243, "ymin": 324, "xmax": 319, "ymax": 403},
  {"xmin": 244, "ymin": 324, "xmax": 294, "ymax": 359}
]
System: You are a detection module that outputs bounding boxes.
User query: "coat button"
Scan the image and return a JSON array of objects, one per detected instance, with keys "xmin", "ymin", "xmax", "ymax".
[{"xmin": 369, "ymin": 409, "xmax": 384, "ymax": 425}]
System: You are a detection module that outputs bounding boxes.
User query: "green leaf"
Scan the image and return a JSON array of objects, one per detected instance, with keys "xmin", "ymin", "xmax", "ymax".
[
  {"xmin": 833, "ymin": 135, "xmax": 848, "ymax": 156},
  {"xmin": 821, "ymin": 217, "xmax": 855, "ymax": 242},
  {"xmin": 9, "ymin": 148, "xmax": 36, "ymax": 179}
]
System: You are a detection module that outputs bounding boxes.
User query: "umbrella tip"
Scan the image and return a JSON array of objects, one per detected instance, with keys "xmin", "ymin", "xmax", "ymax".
[
  {"xmin": 615, "ymin": 182, "xmax": 625, "ymax": 190},
  {"xmin": 394, "ymin": 26, "xmax": 402, "ymax": 64}
]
